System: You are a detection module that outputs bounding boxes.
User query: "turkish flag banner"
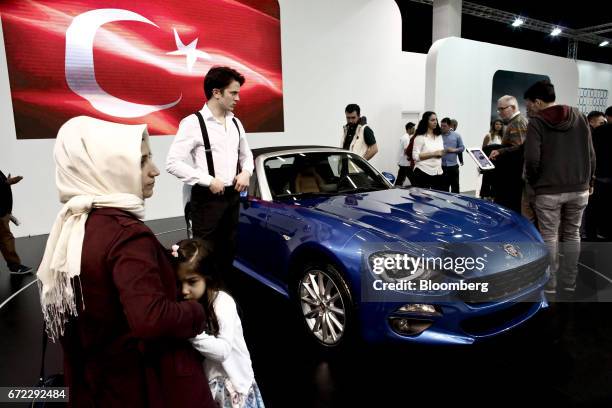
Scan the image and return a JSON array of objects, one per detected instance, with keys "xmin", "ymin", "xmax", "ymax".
[{"xmin": 0, "ymin": 0, "xmax": 284, "ymax": 139}]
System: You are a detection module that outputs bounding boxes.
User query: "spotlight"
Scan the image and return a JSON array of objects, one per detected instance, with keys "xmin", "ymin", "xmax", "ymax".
[
  {"xmin": 551, "ymin": 28, "xmax": 562, "ymax": 36},
  {"xmin": 599, "ymin": 41, "xmax": 610, "ymax": 47},
  {"xmin": 512, "ymin": 18, "xmax": 524, "ymax": 27}
]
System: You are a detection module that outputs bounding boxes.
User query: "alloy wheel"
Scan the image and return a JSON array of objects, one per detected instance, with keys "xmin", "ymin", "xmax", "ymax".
[{"xmin": 299, "ymin": 269, "xmax": 347, "ymax": 345}]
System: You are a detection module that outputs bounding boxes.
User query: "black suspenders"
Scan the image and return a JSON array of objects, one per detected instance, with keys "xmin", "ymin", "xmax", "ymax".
[
  {"xmin": 233, "ymin": 117, "xmax": 242, "ymax": 175},
  {"xmin": 194, "ymin": 111, "xmax": 242, "ymax": 178}
]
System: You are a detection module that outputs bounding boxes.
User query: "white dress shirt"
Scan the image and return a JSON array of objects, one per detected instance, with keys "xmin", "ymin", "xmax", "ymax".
[
  {"xmin": 190, "ymin": 291, "xmax": 255, "ymax": 395},
  {"xmin": 412, "ymin": 133, "xmax": 444, "ymax": 176},
  {"xmin": 397, "ymin": 133, "xmax": 411, "ymax": 166},
  {"xmin": 166, "ymin": 104, "xmax": 254, "ymax": 187}
]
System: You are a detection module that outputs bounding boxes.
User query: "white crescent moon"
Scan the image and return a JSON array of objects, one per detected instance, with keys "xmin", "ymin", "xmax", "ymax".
[{"xmin": 65, "ymin": 9, "xmax": 181, "ymax": 118}]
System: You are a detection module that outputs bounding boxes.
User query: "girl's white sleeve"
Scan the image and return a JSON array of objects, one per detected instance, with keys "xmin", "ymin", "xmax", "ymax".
[{"xmin": 189, "ymin": 292, "xmax": 238, "ymax": 362}]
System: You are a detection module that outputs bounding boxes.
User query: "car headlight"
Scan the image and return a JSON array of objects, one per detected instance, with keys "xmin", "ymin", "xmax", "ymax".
[{"xmin": 368, "ymin": 252, "xmax": 435, "ymax": 282}]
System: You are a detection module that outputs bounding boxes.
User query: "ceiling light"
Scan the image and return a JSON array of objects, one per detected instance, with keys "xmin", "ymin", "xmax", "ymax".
[
  {"xmin": 600, "ymin": 41, "xmax": 610, "ymax": 47},
  {"xmin": 551, "ymin": 27, "xmax": 562, "ymax": 36},
  {"xmin": 511, "ymin": 18, "xmax": 524, "ymax": 27}
]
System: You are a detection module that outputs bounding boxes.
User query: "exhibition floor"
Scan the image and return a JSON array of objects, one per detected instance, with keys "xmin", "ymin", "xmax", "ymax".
[{"xmin": 1, "ymin": 217, "xmax": 611, "ymax": 407}]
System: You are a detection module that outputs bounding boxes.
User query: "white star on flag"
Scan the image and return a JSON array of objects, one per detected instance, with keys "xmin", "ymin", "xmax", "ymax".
[{"xmin": 167, "ymin": 28, "xmax": 211, "ymax": 72}]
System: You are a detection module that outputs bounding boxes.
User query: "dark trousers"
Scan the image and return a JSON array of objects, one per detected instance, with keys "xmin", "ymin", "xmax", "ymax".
[
  {"xmin": 494, "ymin": 181, "xmax": 523, "ymax": 214},
  {"xmin": 0, "ymin": 214, "xmax": 21, "ymax": 269},
  {"xmin": 395, "ymin": 166, "xmax": 412, "ymax": 186},
  {"xmin": 412, "ymin": 168, "xmax": 444, "ymax": 191},
  {"xmin": 441, "ymin": 165, "xmax": 460, "ymax": 193},
  {"xmin": 479, "ymin": 169, "xmax": 495, "ymax": 199},
  {"xmin": 585, "ymin": 180, "xmax": 612, "ymax": 241},
  {"xmin": 481, "ymin": 144, "xmax": 502, "ymax": 200},
  {"xmin": 190, "ymin": 185, "xmax": 240, "ymax": 274},
  {"xmin": 493, "ymin": 148, "xmax": 524, "ymax": 214}
]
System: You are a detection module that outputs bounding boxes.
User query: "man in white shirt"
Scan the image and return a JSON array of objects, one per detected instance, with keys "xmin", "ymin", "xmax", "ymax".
[
  {"xmin": 395, "ymin": 122, "xmax": 415, "ymax": 186},
  {"xmin": 166, "ymin": 66, "xmax": 254, "ymax": 274}
]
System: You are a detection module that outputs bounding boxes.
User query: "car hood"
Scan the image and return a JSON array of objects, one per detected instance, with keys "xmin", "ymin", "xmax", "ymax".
[{"xmin": 308, "ymin": 188, "xmax": 535, "ymax": 242}]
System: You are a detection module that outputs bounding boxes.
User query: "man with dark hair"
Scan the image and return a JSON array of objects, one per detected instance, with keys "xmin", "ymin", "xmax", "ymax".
[
  {"xmin": 0, "ymin": 170, "xmax": 32, "ymax": 275},
  {"xmin": 605, "ymin": 106, "xmax": 612, "ymax": 123},
  {"xmin": 166, "ymin": 66, "xmax": 254, "ymax": 274},
  {"xmin": 587, "ymin": 110, "xmax": 606, "ymax": 130},
  {"xmin": 523, "ymin": 80, "xmax": 596, "ymax": 298},
  {"xmin": 341, "ymin": 104, "xmax": 378, "ymax": 160},
  {"xmin": 396, "ymin": 122, "xmax": 416, "ymax": 186},
  {"xmin": 440, "ymin": 117, "xmax": 465, "ymax": 193}
]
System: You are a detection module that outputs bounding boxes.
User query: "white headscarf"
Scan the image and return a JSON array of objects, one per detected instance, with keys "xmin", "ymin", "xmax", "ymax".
[{"xmin": 38, "ymin": 116, "xmax": 149, "ymax": 341}]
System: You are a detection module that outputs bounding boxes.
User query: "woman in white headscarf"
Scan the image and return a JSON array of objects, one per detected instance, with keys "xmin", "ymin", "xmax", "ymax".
[{"xmin": 37, "ymin": 116, "xmax": 215, "ymax": 407}]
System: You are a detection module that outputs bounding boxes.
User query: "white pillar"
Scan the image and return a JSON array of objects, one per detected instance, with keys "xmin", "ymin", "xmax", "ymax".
[{"xmin": 432, "ymin": 0, "xmax": 462, "ymax": 43}]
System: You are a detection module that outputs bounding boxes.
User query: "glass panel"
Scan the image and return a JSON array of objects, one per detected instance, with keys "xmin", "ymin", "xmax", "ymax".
[{"xmin": 263, "ymin": 152, "xmax": 389, "ymax": 199}]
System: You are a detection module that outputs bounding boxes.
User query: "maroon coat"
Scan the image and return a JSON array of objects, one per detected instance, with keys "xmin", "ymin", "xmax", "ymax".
[{"xmin": 61, "ymin": 208, "xmax": 215, "ymax": 407}]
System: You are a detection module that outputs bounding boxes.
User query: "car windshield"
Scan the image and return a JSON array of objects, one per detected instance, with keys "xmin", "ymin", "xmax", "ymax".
[{"xmin": 264, "ymin": 151, "xmax": 390, "ymax": 199}]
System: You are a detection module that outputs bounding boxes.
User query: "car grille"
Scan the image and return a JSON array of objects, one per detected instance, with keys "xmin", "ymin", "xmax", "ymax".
[{"xmin": 457, "ymin": 256, "xmax": 548, "ymax": 304}]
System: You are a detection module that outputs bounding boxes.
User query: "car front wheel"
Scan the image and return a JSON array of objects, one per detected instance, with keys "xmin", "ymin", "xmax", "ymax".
[{"xmin": 297, "ymin": 263, "xmax": 354, "ymax": 347}]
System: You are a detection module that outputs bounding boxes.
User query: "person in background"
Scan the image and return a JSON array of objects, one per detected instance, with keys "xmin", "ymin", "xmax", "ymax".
[
  {"xmin": 450, "ymin": 119, "xmax": 464, "ymax": 166},
  {"xmin": 587, "ymin": 111, "xmax": 606, "ymax": 131},
  {"xmin": 341, "ymin": 104, "xmax": 378, "ymax": 160},
  {"xmin": 396, "ymin": 122, "xmax": 416, "ymax": 186},
  {"xmin": 585, "ymin": 117, "xmax": 612, "ymax": 241},
  {"xmin": 412, "ymin": 111, "xmax": 445, "ymax": 190},
  {"xmin": 489, "ymin": 95, "xmax": 531, "ymax": 217},
  {"xmin": 605, "ymin": 106, "xmax": 612, "ymax": 123},
  {"xmin": 440, "ymin": 118, "xmax": 465, "ymax": 193},
  {"xmin": 479, "ymin": 120, "xmax": 504, "ymax": 200},
  {"xmin": 523, "ymin": 80, "xmax": 595, "ymax": 299},
  {"xmin": 0, "ymin": 170, "xmax": 32, "ymax": 275},
  {"xmin": 580, "ymin": 111, "xmax": 607, "ymax": 241},
  {"xmin": 482, "ymin": 119, "xmax": 504, "ymax": 147}
]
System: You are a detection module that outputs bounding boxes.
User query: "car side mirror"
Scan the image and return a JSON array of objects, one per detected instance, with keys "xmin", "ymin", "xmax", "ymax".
[{"xmin": 382, "ymin": 172, "xmax": 395, "ymax": 185}]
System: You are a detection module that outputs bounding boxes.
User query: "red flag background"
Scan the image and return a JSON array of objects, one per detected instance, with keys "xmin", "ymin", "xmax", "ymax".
[{"xmin": 0, "ymin": 0, "xmax": 284, "ymax": 139}]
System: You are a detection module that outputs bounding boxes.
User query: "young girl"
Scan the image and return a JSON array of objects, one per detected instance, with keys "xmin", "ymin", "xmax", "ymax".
[{"xmin": 170, "ymin": 239, "xmax": 265, "ymax": 408}]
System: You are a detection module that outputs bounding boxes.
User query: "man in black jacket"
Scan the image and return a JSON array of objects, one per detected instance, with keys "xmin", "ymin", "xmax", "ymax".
[
  {"xmin": 0, "ymin": 171, "xmax": 32, "ymax": 274},
  {"xmin": 523, "ymin": 80, "xmax": 595, "ymax": 298},
  {"xmin": 585, "ymin": 122, "xmax": 612, "ymax": 241}
]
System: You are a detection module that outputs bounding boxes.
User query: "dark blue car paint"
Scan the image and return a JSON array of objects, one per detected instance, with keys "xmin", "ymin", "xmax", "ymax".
[{"xmin": 235, "ymin": 187, "xmax": 548, "ymax": 344}]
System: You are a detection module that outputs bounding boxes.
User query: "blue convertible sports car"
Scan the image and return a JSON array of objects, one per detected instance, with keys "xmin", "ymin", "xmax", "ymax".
[{"xmin": 233, "ymin": 146, "xmax": 549, "ymax": 347}]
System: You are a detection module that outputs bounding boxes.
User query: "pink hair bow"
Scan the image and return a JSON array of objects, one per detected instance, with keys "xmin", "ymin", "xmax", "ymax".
[{"xmin": 171, "ymin": 244, "xmax": 180, "ymax": 258}]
